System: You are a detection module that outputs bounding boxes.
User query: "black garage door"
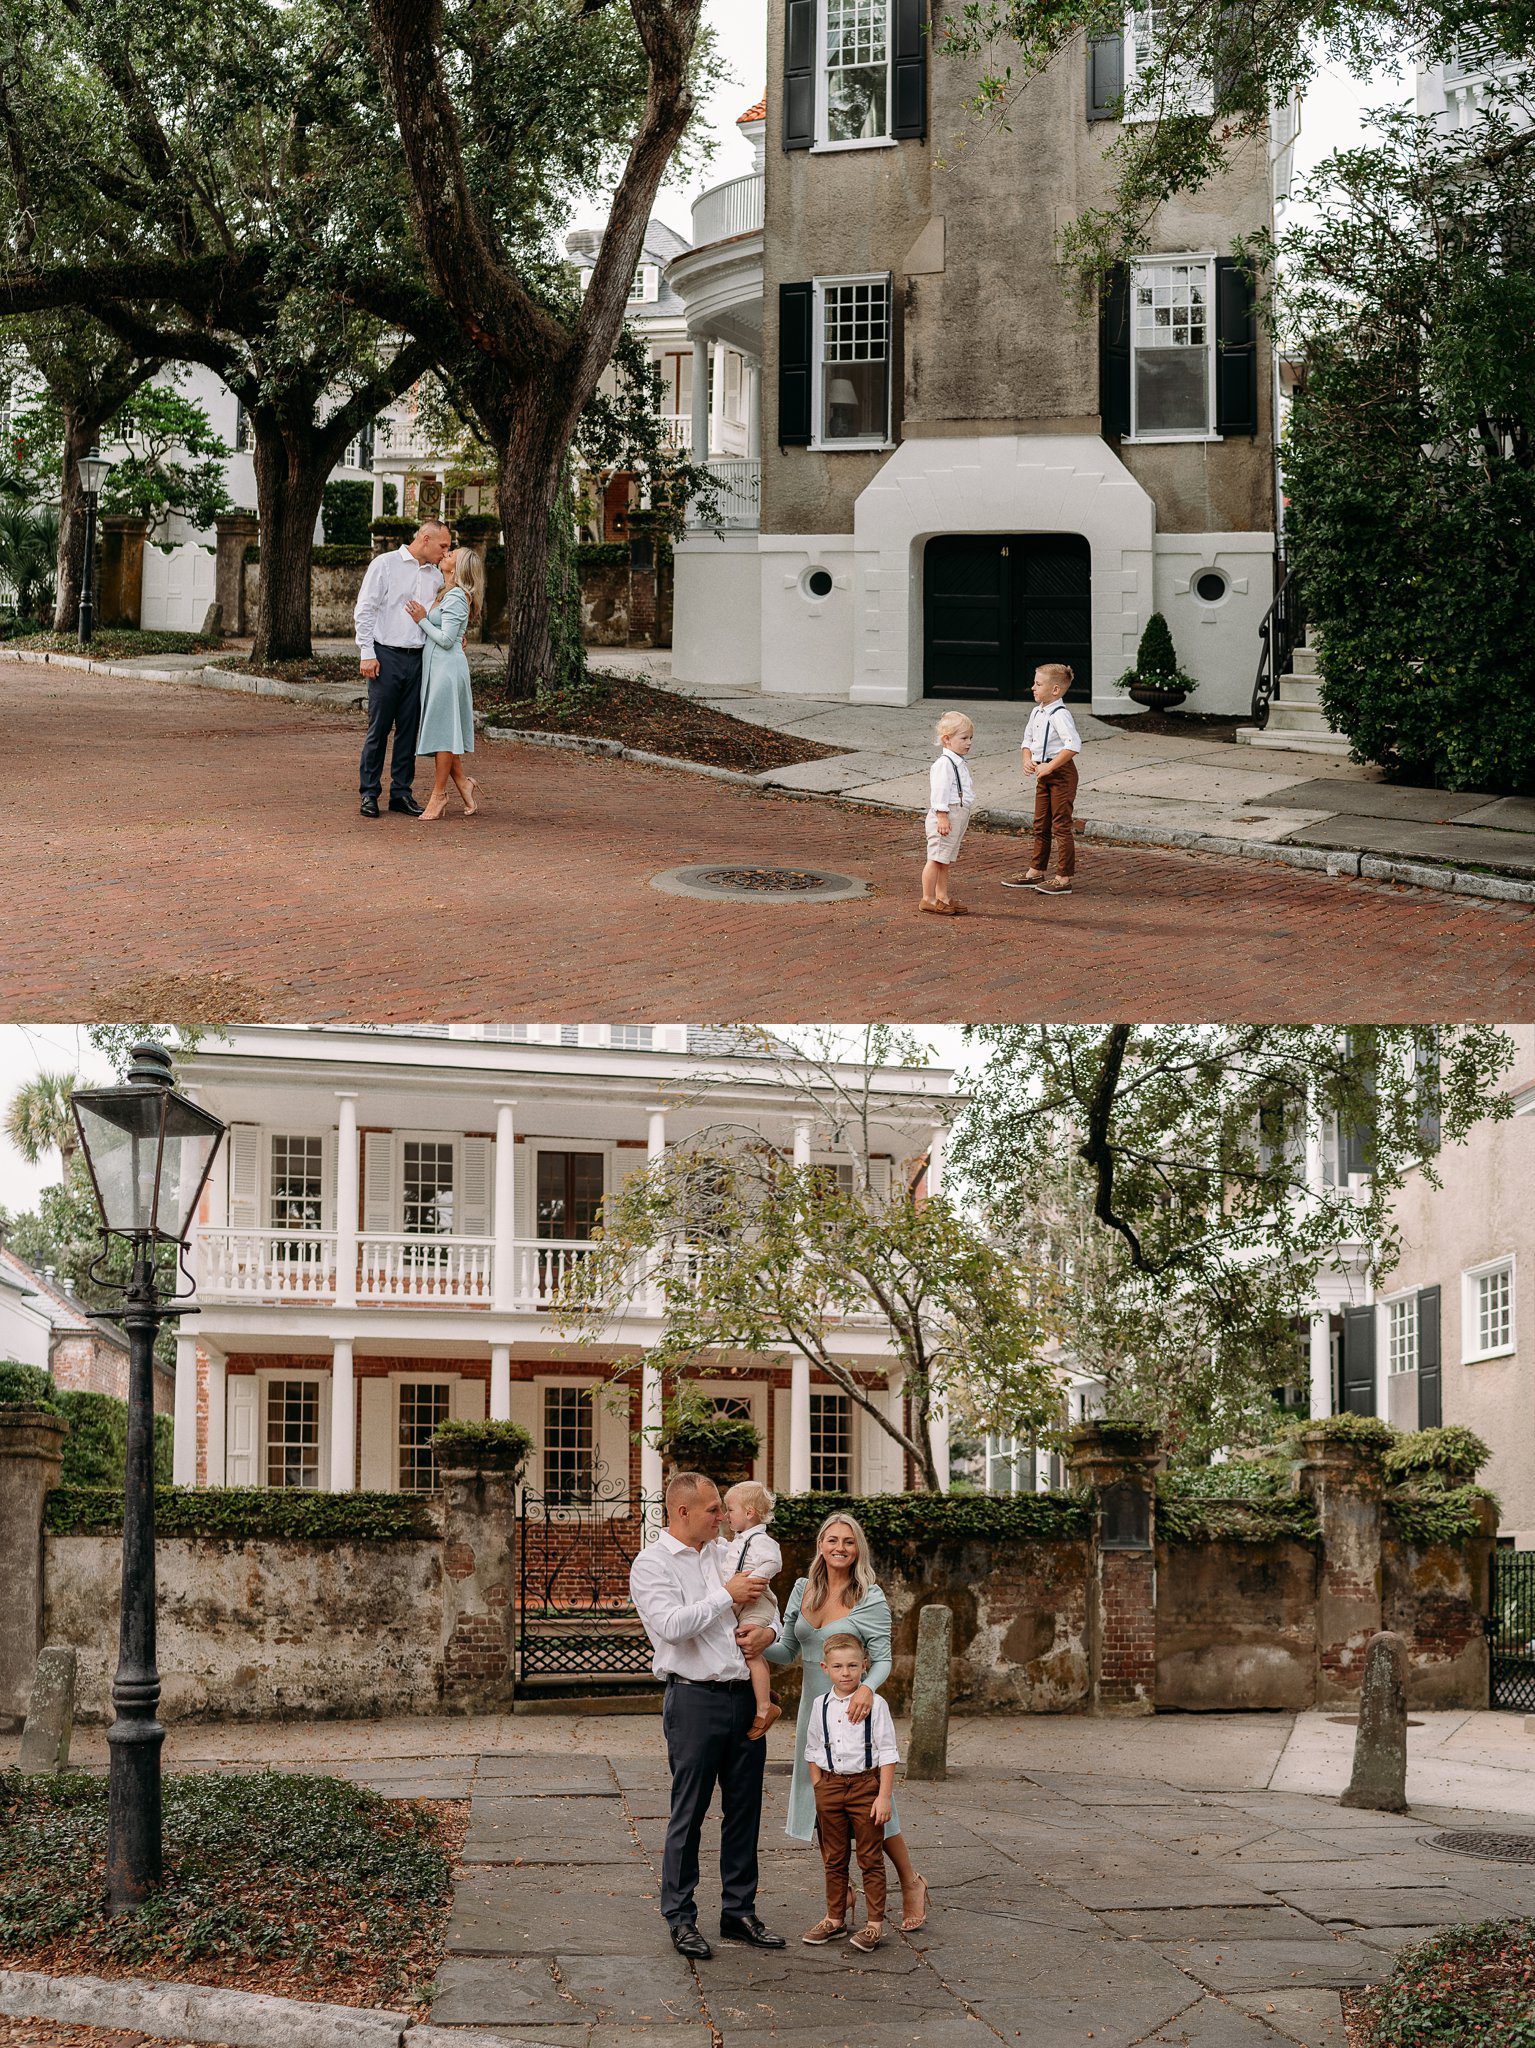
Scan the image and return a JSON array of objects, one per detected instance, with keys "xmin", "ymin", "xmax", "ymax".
[{"xmin": 923, "ymin": 534, "xmax": 1092, "ymax": 702}]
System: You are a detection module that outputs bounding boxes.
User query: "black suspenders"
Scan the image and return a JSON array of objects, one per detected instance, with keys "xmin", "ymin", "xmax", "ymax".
[{"xmin": 821, "ymin": 1688, "xmax": 874, "ymax": 1773}]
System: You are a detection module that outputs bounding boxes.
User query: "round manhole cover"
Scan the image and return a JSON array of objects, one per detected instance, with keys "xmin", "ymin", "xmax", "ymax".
[
  {"xmin": 650, "ymin": 864, "xmax": 868, "ymax": 905},
  {"xmin": 1426, "ymin": 1829, "xmax": 1535, "ymax": 1865}
]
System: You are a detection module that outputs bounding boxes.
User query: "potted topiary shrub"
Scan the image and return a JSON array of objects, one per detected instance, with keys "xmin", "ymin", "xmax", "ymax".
[
  {"xmin": 430, "ymin": 1418, "xmax": 533, "ymax": 1477},
  {"xmin": 1113, "ymin": 611, "xmax": 1199, "ymax": 712},
  {"xmin": 658, "ymin": 1394, "xmax": 761, "ymax": 1488}
]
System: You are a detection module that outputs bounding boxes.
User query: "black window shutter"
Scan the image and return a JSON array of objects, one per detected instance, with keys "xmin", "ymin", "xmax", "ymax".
[
  {"xmin": 783, "ymin": 0, "xmax": 816, "ymax": 150},
  {"xmin": 778, "ymin": 281, "xmax": 814, "ymax": 447},
  {"xmin": 1417, "ymin": 1285, "xmax": 1442, "ymax": 1428},
  {"xmin": 1341, "ymin": 1305, "xmax": 1376, "ymax": 1417},
  {"xmin": 1099, "ymin": 263, "xmax": 1132, "ymax": 438},
  {"xmin": 1215, "ymin": 256, "xmax": 1258, "ymax": 437},
  {"xmin": 892, "ymin": 0, "xmax": 928, "ymax": 139},
  {"xmin": 1087, "ymin": 33, "xmax": 1124, "ymax": 120}
]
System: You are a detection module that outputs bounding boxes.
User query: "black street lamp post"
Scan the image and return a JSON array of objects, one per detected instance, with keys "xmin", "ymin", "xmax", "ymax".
[
  {"xmin": 71, "ymin": 1044, "xmax": 225, "ymax": 1913},
  {"xmin": 75, "ymin": 449, "xmax": 114, "ymax": 650}
]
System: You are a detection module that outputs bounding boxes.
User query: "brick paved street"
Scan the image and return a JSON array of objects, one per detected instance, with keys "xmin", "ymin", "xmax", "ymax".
[{"xmin": 4, "ymin": 665, "xmax": 1532, "ymax": 1019}]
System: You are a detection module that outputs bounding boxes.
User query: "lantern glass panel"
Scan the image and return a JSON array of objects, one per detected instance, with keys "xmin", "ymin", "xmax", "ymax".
[{"xmin": 73, "ymin": 1087, "xmax": 223, "ymax": 1241}]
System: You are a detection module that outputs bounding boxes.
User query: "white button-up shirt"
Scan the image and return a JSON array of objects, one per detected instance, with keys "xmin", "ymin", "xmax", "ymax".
[
  {"xmin": 630, "ymin": 1529, "xmax": 779, "ymax": 1682},
  {"xmin": 1022, "ymin": 702, "xmax": 1083, "ymax": 764},
  {"xmin": 929, "ymin": 747, "xmax": 975, "ymax": 812},
  {"xmin": 354, "ymin": 545, "xmax": 444, "ymax": 660},
  {"xmin": 805, "ymin": 1689, "xmax": 900, "ymax": 1775}
]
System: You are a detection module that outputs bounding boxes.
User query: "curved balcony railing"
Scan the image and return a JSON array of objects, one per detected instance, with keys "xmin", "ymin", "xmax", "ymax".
[{"xmin": 690, "ymin": 172, "xmax": 764, "ymax": 251}]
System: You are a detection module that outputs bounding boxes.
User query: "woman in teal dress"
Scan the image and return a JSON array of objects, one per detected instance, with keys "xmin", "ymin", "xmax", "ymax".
[
  {"xmin": 406, "ymin": 546, "xmax": 482, "ymax": 819},
  {"xmin": 765, "ymin": 1509, "xmax": 931, "ymax": 1932}
]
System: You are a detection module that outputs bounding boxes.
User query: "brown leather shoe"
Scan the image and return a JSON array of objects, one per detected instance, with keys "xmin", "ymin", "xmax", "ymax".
[
  {"xmin": 849, "ymin": 1921, "xmax": 885, "ymax": 1953},
  {"xmin": 747, "ymin": 1702, "xmax": 781, "ymax": 1741},
  {"xmin": 802, "ymin": 1915, "xmax": 849, "ymax": 1945}
]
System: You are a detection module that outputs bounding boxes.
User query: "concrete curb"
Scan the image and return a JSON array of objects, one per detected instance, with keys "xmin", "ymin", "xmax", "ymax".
[
  {"xmin": 7, "ymin": 645, "xmax": 1533, "ymax": 908},
  {"xmin": 0, "ymin": 1967, "xmax": 556, "ymax": 2048}
]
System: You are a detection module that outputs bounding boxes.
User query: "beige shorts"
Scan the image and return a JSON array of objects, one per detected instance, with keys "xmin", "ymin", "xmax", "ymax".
[
  {"xmin": 925, "ymin": 805, "xmax": 972, "ymax": 864},
  {"xmin": 736, "ymin": 1591, "xmax": 780, "ymax": 1633}
]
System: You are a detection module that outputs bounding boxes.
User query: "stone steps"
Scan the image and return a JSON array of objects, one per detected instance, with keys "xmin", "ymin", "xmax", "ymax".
[{"xmin": 1235, "ymin": 644, "xmax": 1353, "ymax": 756}]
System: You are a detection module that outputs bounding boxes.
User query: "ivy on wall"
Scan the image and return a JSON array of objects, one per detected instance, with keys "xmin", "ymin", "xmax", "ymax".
[
  {"xmin": 44, "ymin": 1487, "xmax": 437, "ymax": 1541},
  {"xmin": 769, "ymin": 1491, "xmax": 1092, "ymax": 1545}
]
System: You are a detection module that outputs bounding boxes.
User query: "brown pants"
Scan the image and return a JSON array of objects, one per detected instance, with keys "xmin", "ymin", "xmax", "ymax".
[
  {"xmin": 814, "ymin": 1769, "xmax": 887, "ymax": 1924},
  {"xmin": 1030, "ymin": 759, "xmax": 1079, "ymax": 878}
]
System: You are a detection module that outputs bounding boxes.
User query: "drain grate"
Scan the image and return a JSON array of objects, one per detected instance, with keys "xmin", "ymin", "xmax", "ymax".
[
  {"xmin": 650, "ymin": 863, "xmax": 868, "ymax": 906},
  {"xmin": 699, "ymin": 866, "xmax": 835, "ymax": 893},
  {"xmin": 1427, "ymin": 1829, "xmax": 1535, "ymax": 1865}
]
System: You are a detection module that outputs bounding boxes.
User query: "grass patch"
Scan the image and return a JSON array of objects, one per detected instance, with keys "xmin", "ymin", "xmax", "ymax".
[
  {"xmin": 0, "ymin": 1769, "xmax": 462, "ymax": 2011},
  {"xmin": 1346, "ymin": 1917, "xmax": 1535, "ymax": 2046},
  {"xmin": 480, "ymin": 670, "xmax": 839, "ymax": 774},
  {"xmin": 7, "ymin": 628, "xmax": 224, "ymax": 659}
]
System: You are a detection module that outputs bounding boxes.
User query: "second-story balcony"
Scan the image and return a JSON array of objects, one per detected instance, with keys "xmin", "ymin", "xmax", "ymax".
[{"xmin": 690, "ymin": 171, "xmax": 763, "ymax": 250}]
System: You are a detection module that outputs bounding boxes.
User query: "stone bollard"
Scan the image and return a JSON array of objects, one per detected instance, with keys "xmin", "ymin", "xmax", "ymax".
[
  {"xmin": 905, "ymin": 1603, "xmax": 952, "ymax": 1781},
  {"xmin": 0, "ymin": 1405, "xmax": 68, "ymax": 1730},
  {"xmin": 18, "ymin": 1645, "xmax": 77, "ymax": 1774},
  {"xmin": 1340, "ymin": 1630, "xmax": 1408, "ymax": 1813}
]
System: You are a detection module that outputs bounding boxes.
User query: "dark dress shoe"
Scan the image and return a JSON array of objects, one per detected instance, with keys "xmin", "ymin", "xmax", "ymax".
[
  {"xmin": 719, "ymin": 1913, "xmax": 786, "ymax": 1949},
  {"xmin": 359, "ymin": 796, "xmax": 380, "ymax": 817},
  {"xmin": 389, "ymin": 793, "xmax": 424, "ymax": 816},
  {"xmin": 670, "ymin": 1922, "xmax": 712, "ymax": 1960}
]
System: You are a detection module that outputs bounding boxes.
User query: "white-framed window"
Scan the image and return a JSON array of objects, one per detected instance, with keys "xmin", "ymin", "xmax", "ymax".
[
  {"xmin": 543, "ymin": 1384, "xmax": 595, "ymax": 1502},
  {"xmin": 398, "ymin": 1380, "xmax": 452, "ymax": 1492},
  {"xmin": 403, "ymin": 1140, "xmax": 455, "ymax": 1240},
  {"xmin": 985, "ymin": 1433, "xmax": 1036, "ymax": 1494},
  {"xmin": 1123, "ymin": 6, "xmax": 1214, "ymax": 120},
  {"xmin": 1464, "ymin": 1257, "xmax": 1515, "ymax": 1361},
  {"xmin": 813, "ymin": 276, "xmax": 892, "ymax": 449},
  {"xmin": 1129, "ymin": 258, "xmax": 1216, "ymax": 441},
  {"xmin": 1386, "ymin": 1295, "xmax": 1419, "ymax": 1375},
  {"xmin": 817, "ymin": 0, "xmax": 893, "ymax": 148},
  {"xmin": 629, "ymin": 264, "xmax": 660, "ymax": 303},
  {"xmin": 724, "ymin": 350, "xmax": 743, "ymax": 426},
  {"xmin": 610, "ymin": 1025, "xmax": 656, "ymax": 1050},
  {"xmin": 264, "ymin": 1376, "xmax": 324, "ymax": 1490},
  {"xmin": 270, "ymin": 1135, "xmax": 324, "ymax": 1233},
  {"xmin": 809, "ymin": 1388, "xmax": 852, "ymax": 1492}
]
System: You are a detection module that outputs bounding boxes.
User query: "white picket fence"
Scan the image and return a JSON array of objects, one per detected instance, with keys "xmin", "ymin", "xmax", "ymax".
[{"xmin": 141, "ymin": 541, "xmax": 217, "ymax": 632}]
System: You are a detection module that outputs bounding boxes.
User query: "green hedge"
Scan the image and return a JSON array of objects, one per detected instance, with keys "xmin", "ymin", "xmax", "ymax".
[
  {"xmin": 770, "ymin": 1491, "xmax": 1091, "ymax": 1545},
  {"xmin": 243, "ymin": 544, "xmax": 372, "ymax": 568},
  {"xmin": 55, "ymin": 1393, "xmax": 173, "ymax": 1488},
  {"xmin": 1383, "ymin": 1425, "xmax": 1490, "ymax": 1485},
  {"xmin": 322, "ymin": 480, "xmax": 373, "ymax": 548},
  {"xmin": 1161, "ymin": 1461, "xmax": 1289, "ymax": 1499},
  {"xmin": 1157, "ymin": 1493, "xmax": 1320, "ymax": 1546},
  {"xmin": 1384, "ymin": 1484, "xmax": 1498, "ymax": 1547},
  {"xmin": 430, "ymin": 1419, "xmax": 531, "ymax": 1473},
  {"xmin": 575, "ymin": 542, "xmax": 630, "ymax": 568},
  {"xmin": 0, "ymin": 1361, "xmax": 59, "ymax": 1410},
  {"xmin": 44, "ymin": 1486, "xmax": 437, "ymax": 1541}
]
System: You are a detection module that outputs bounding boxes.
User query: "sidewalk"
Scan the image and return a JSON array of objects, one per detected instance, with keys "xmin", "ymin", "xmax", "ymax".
[{"xmin": 9, "ymin": 1712, "xmax": 1534, "ymax": 2048}]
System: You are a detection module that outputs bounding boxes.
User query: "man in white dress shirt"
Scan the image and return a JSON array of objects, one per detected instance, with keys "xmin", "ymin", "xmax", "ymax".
[
  {"xmin": 352, "ymin": 519, "xmax": 451, "ymax": 817},
  {"xmin": 629, "ymin": 1471, "xmax": 787, "ymax": 1960}
]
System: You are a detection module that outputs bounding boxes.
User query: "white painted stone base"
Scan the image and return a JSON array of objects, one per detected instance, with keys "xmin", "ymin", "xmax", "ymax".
[
  {"xmin": 1152, "ymin": 532, "xmax": 1275, "ymax": 717},
  {"xmin": 759, "ymin": 535, "xmax": 859, "ymax": 696},
  {"xmin": 671, "ymin": 532, "xmax": 762, "ymax": 687}
]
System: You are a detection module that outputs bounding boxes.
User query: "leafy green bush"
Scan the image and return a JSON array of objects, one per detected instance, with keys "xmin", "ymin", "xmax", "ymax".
[
  {"xmin": 429, "ymin": 1419, "xmax": 531, "ymax": 1473},
  {"xmin": 44, "ymin": 1486, "xmax": 436, "ymax": 1540},
  {"xmin": 370, "ymin": 517, "xmax": 418, "ymax": 544},
  {"xmin": 1384, "ymin": 1484, "xmax": 1498, "ymax": 1547},
  {"xmin": 1161, "ymin": 1460, "xmax": 1289, "ymax": 1498},
  {"xmin": 322, "ymin": 480, "xmax": 373, "ymax": 548},
  {"xmin": 0, "ymin": 1359, "xmax": 61, "ymax": 1410},
  {"xmin": 660, "ymin": 1396, "xmax": 761, "ymax": 1483},
  {"xmin": 52, "ymin": 1392, "xmax": 173, "ymax": 1488},
  {"xmin": 381, "ymin": 482, "xmax": 398, "ymax": 516},
  {"xmin": 574, "ymin": 542, "xmax": 630, "ymax": 567},
  {"xmin": 1383, "ymin": 1425, "xmax": 1490, "ymax": 1485},
  {"xmin": 1351, "ymin": 1918, "xmax": 1535, "ymax": 2048},
  {"xmin": 771, "ymin": 1491, "xmax": 1091, "ymax": 1545},
  {"xmin": 1112, "ymin": 611, "xmax": 1198, "ymax": 696},
  {"xmin": 1280, "ymin": 1412, "xmax": 1397, "ymax": 1461},
  {"xmin": 1157, "ymin": 1492, "xmax": 1320, "ymax": 1546}
]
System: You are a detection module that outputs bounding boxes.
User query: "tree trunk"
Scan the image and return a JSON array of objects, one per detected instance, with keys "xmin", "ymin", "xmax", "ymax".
[
  {"xmin": 496, "ymin": 410, "xmax": 582, "ymax": 699},
  {"xmin": 248, "ymin": 420, "xmax": 330, "ymax": 663},
  {"xmin": 52, "ymin": 406, "xmax": 97, "ymax": 634}
]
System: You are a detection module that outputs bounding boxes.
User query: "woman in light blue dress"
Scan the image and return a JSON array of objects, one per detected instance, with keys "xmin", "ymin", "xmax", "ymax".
[
  {"xmin": 406, "ymin": 546, "xmax": 482, "ymax": 819},
  {"xmin": 765, "ymin": 1509, "xmax": 931, "ymax": 1932}
]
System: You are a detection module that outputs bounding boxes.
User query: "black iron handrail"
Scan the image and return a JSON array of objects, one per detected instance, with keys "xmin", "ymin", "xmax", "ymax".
[{"xmin": 1252, "ymin": 561, "xmax": 1304, "ymax": 728}]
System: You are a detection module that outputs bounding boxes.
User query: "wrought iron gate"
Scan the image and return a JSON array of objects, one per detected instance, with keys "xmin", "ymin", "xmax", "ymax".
[
  {"xmin": 1490, "ymin": 1548, "xmax": 1535, "ymax": 1711},
  {"xmin": 517, "ymin": 1467, "xmax": 661, "ymax": 1683}
]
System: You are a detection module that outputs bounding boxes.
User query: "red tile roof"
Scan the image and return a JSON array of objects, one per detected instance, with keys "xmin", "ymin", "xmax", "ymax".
[{"xmin": 737, "ymin": 97, "xmax": 766, "ymax": 124}]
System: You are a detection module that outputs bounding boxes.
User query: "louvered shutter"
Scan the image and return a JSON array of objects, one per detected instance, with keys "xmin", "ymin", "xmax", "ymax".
[
  {"xmin": 460, "ymin": 1137, "xmax": 492, "ymax": 1239},
  {"xmin": 363, "ymin": 1131, "xmax": 395, "ymax": 1233},
  {"xmin": 359, "ymin": 1378, "xmax": 393, "ymax": 1490},
  {"xmin": 783, "ymin": 0, "xmax": 816, "ymax": 148},
  {"xmin": 226, "ymin": 1375, "xmax": 259, "ymax": 1485},
  {"xmin": 228, "ymin": 1125, "xmax": 261, "ymax": 1229},
  {"xmin": 1086, "ymin": 32, "xmax": 1124, "ymax": 119},
  {"xmin": 860, "ymin": 1387, "xmax": 902, "ymax": 1495},
  {"xmin": 508, "ymin": 1377, "xmax": 537, "ymax": 1443},
  {"xmin": 778, "ymin": 282, "xmax": 815, "ymax": 447},
  {"xmin": 1416, "ymin": 1286, "xmax": 1442, "ymax": 1428},
  {"xmin": 892, "ymin": 0, "xmax": 928, "ymax": 140},
  {"xmin": 1341, "ymin": 1305, "xmax": 1376, "ymax": 1417},
  {"xmin": 1215, "ymin": 257, "xmax": 1258, "ymax": 437},
  {"xmin": 453, "ymin": 1376, "xmax": 487, "ymax": 1423},
  {"xmin": 1099, "ymin": 264, "xmax": 1132, "ymax": 438},
  {"xmin": 773, "ymin": 1386, "xmax": 792, "ymax": 1494}
]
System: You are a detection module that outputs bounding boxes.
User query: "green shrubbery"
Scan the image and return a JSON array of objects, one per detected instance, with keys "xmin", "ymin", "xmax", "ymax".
[
  {"xmin": 1112, "ymin": 611, "xmax": 1198, "ymax": 699},
  {"xmin": 429, "ymin": 1419, "xmax": 532, "ymax": 1473},
  {"xmin": 0, "ymin": 1366, "xmax": 171, "ymax": 1484},
  {"xmin": 1382, "ymin": 1425, "xmax": 1489, "ymax": 1485},
  {"xmin": 44, "ymin": 1486, "xmax": 436, "ymax": 1540},
  {"xmin": 769, "ymin": 1491, "xmax": 1091, "ymax": 1545},
  {"xmin": 0, "ymin": 1359, "xmax": 57, "ymax": 1409},
  {"xmin": 321, "ymin": 480, "xmax": 373, "ymax": 548},
  {"xmin": 1351, "ymin": 1918, "xmax": 1535, "ymax": 2048}
]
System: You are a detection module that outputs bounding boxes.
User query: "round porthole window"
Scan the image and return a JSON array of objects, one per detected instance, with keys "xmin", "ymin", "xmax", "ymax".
[
  {"xmin": 1194, "ymin": 569, "xmax": 1229, "ymax": 604},
  {"xmin": 803, "ymin": 567, "xmax": 835, "ymax": 600}
]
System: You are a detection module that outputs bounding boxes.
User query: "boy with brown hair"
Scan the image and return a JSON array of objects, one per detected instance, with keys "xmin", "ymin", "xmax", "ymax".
[
  {"xmin": 1003, "ymin": 662, "xmax": 1083, "ymax": 895},
  {"xmin": 801, "ymin": 1633, "xmax": 900, "ymax": 1953}
]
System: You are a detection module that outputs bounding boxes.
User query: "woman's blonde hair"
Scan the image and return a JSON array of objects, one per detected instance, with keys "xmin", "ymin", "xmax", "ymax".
[
  {"xmin": 803, "ymin": 1510, "xmax": 875, "ymax": 1621},
  {"xmin": 453, "ymin": 547, "xmax": 484, "ymax": 623},
  {"xmin": 935, "ymin": 710, "xmax": 974, "ymax": 746},
  {"xmin": 1034, "ymin": 662, "xmax": 1073, "ymax": 691}
]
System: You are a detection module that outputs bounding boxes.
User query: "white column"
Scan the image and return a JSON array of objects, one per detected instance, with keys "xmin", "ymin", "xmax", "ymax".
[
  {"xmin": 1308, "ymin": 1311, "xmax": 1332, "ymax": 1419},
  {"xmin": 205, "ymin": 1354, "xmax": 228, "ymax": 1487},
  {"xmin": 641, "ymin": 1359, "xmax": 664, "ymax": 1536},
  {"xmin": 493, "ymin": 1100, "xmax": 516, "ymax": 1312},
  {"xmin": 335, "ymin": 1092, "xmax": 359, "ymax": 1311},
  {"xmin": 330, "ymin": 1338, "xmax": 355, "ymax": 1492},
  {"xmin": 745, "ymin": 360, "xmax": 761, "ymax": 460},
  {"xmin": 648, "ymin": 1105, "xmax": 667, "ymax": 1164},
  {"xmin": 490, "ymin": 1343, "xmax": 512, "ymax": 1422},
  {"xmin": 691, "ymin": 336, "xmax": 711, "ymax": 460},
  {"xmin": 173, "ymin": 1332, "xmax": 199, "ymax": 1486},
  {"xmin": 925, "ymin": 1123, "xmax": 952, "ymax": 1491},
  {"xmin": 789, "ymin": 1114, "xmax": 814, "ymax": 1493},
  {"xmin": 370, "ymin": 474, "xmax": 385, "ymax": 520}
]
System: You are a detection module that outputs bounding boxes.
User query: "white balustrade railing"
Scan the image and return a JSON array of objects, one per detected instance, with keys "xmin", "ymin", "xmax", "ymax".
[
  {"xmin": 198, "ymin": 1229, "xmax": 339, "ymax": 1299},
  {"xmin": 688, "ymin": 458, "xmax": 760, "ymax": 531},
  {"xmin": 358, "ymin": 1233, "xmax": 494, "ymax": 1302},
  {"xmin": 691, "ymin": 172, "xmax": 764, "ymax": 249},
  {"xmin": 659, "ymin": 414, "xmax": 693, "ymax": 451}
]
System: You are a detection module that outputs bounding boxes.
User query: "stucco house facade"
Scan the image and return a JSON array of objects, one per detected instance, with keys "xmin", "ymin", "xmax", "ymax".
[
  {"xmin": 175, "ymin": 1024, "xmax": 957, "ymax": 1505},
  {"xmin": 670, "ymin": 1, "xmax": 1280, "ymax": 713}
]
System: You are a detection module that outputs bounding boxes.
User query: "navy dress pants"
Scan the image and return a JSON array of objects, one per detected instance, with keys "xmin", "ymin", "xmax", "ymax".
[
  {"xmin": 359, "ymin": 643, "xmax": 423, "ymax": 802},
  {"xmin": 660, "ymin": 1679, "xmax": 765, "ymax": 1928}
]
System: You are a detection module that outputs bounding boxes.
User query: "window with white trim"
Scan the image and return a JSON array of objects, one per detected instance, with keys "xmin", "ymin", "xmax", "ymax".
[
  {"xmin": 1123, "ymin": 6, "xmax": 1214, "ymax": 119},
  {"xmin": 543, "ymin": 1385, "xmax": 594, "ymax": 1502},
  {"xmin": 399, "ymin": 1382, "xmax": 451, "ymax": 1492},
  {"xmin": 1387, "ymin": 1296, "xmax": 1419, "ymax": 1376},
  {"xmin": 403, "ymin": 1140, "xmax": 455, "ymax": 1239},
  {"xmin": 610, "ymin": 1025, "xmax": 655, "ymax": 1050},
  {"xmin": 809, "ymin": 1389, "xmax": 851, "ymax": 1492},
  {"xmin": 985, "ymin": 1433, "xmax": 1035, "ymax": 1494},
  {"xmin": 815, "ymin": 277, "xmax": 891, "ymax": 447},
  {"xmin": 628, "ymin": 265, "xmax": 659, "ymax": 303},
  {"xmin": 1465, "ymin": 1259, "xmax": 1514, "ymax": 1359},
  {"xmin": 820, "ymin": 0, "xmax": 891, "ymax": 145},
  {"xmin": 265, "ymin": 1378, "xmax": 322, "ymax": 1490},
  {"xmin": 1130, "ymin": 260, "xmax": 1215, "ymax": 439}
]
